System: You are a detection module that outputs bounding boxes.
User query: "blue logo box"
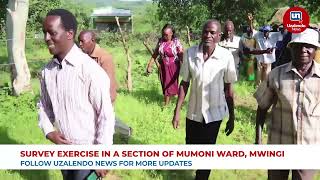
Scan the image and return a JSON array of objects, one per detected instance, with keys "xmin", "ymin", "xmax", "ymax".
[{"xmin": 290, "ymin": 11, "xmax": 302, "ymax": 21}]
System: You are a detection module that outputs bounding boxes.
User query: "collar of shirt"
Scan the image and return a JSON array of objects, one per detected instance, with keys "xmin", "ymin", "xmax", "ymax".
[
  {"xmin": 53, "ymin": 44, "xmax": 81, "ymax": 67},
  {"xmin": 194, "ymin": 44, "xmax": 222, "ymax": 62},
  {"xmin": 285, "ymin": 61, "xmax": 320, "ymax": 78}
]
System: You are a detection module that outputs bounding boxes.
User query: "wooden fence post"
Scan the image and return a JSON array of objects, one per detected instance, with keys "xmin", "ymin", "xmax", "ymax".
[{"xmin": 115, "ymin": 16, "xmax": 132, "ymax": 92}]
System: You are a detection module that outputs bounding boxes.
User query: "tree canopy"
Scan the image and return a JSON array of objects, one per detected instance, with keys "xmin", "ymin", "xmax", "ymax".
[
  {"xmin": 153, "ymin": 0, "xmax": 320, "ymax": 34},
  {"xmin": 0, "ymin": 0, "xmax": 92, "ymax": 39}
]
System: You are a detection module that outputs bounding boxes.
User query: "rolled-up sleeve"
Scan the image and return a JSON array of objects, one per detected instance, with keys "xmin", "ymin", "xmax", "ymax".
[
  {"xmin": 224, "ymin": 52, "xmax": 237, "ymax": 83},
  {"xmin": 89, "ymin": 68, "xmax": 115, "ymax": 145},
  {"xmin": 253, "ymin": 74, "xmax": 276, "ymax": 109},
  {"xmin": 37, "ymin": 70, "xmax": 55, "ymax": 136},
  {"xmin": 180, "ymin": 49, "xmax": 191, "ymax": 82}
]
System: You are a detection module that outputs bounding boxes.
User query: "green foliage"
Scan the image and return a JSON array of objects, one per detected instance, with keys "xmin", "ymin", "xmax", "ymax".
[
  {"xmin": 153, "ymin": 0, "xmax": 293, "ymax": 33},
  {"xmin": 134, "ymin": 3, "xmax": 163, "ymax": 33},
  {"xmin": 155, "ymin": 0, "xmax": 209, "ymax": 31},
  {"xmin": 61, "ymin": 0, "xmax": 93, "ymax": 33},
  {"xmin": 290, "ymin": 0, "xmax": 320, "ymax": 23},
  {"xmin": 1, "ymin": 0, "xmax": 93, "ymax": 38},
  {"xmin": 0, "ymin": 85, "xmax": 37, "ymax": 115},
  {"xmin": 0, "ymin": 0, "xmax": 8, "ymax": 40},
  {"xmin": 27, "ymin": 0, "xmax": 62, "ymax": 33}
]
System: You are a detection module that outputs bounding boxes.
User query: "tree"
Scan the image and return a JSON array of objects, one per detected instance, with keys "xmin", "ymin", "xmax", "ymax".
[
  {"xmin": 153, "ymin": 0, "xmax": 289, "ymax": 33},
  {"xmin": 27, "ymin": 0, "xmax": 61, "ymax": 33},
  {"xmin": 6, "ymin": 0, "xmax": 32, "ymax": 95},
  {"xmin": 61, "ymin": 0, "xmax": 92, "ymax": 32},
  {"xmin": 290, "ymin": 0, "xmax": 320, "ymax": 23},
  {"xmin": 155, "ymin": 0, "xmax": 208, "ymax": 31}
]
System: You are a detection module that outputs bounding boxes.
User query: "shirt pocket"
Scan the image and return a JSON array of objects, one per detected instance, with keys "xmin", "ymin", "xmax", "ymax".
[{"xmin": 305, "ymin": 82, "xmax": 320, "ymax": 117}]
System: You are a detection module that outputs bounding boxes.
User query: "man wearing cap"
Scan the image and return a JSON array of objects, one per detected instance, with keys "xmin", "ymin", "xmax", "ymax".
[
  {"xmin": 254, "ymin": 28, "xmax": 320, "ymax": 180},
  {"xmin": 250, "ymin": 25, "xmax": 282, "ymax": 84}
]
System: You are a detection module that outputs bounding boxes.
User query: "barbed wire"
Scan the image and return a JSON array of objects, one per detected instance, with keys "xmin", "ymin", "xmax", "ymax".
[
  {"xmin": 0, "ymin": 37, "xmax": 41, "ymax": 42},
  {"xmin": 0, "ymin": 59, "xmax": 49, "ymax": 67}
]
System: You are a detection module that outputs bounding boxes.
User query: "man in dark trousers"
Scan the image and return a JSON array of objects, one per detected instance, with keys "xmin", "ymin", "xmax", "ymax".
[{"xmin": 172, "ymin": 19, "xmax": 237, "ymax": 180}]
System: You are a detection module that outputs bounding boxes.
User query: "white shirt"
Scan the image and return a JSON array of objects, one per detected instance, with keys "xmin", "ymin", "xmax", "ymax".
[
  {"xmin": 180, "ymin": 44, "xmax": 237, "ymax": 123},
  {"xmin": 219, "ymin": 35, "xmax": 241, "ymax": 65},
  {"xmin": 254, "ymin": 32, "xmax": 282, "ymax": 63},
  {"xmin": 38, "ymin": 44, "xmax": 115, "ymax": 145}
]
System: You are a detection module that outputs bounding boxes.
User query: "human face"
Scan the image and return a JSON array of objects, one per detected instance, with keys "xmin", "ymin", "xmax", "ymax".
[
  {"xmin": 78, "ymin": 32, "xmax": 95, "ymax": 55},
  {"xmin": 291, "ymin": 43, "xmax": 316, "ymax": 65},
  {"xmin": 162, "ymin": 28, "xmax": 173, "ymax": 41},
  {"xmin": 202, "ymin": 22, "xmax": 221, "ymax": 47},
  {"xmin": 43, "ymin": 16, "xmax": 73, "ymax": 57},
  {"xmin": 225, "ymin": 24, "xmax": 234, "ymax": 39}
]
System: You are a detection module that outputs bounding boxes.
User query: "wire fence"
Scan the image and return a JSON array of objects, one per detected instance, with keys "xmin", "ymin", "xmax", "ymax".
[
  {"xmin": 0, "ymin": 37, "xmax": 39, "ymax": 42},
  {"xmin": 0, "ymin": 60, "xmax": 49, "ymax": 75},
  {"xmin": 0, "ymin": 35, "xmax": 48, "ymax": 71}
]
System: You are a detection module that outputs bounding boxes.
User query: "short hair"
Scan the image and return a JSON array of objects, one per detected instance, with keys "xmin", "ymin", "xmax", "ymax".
[
  {"xmin": 224, "ymin": 20, "xmax": 234, "ymax": 30},
  {"xmin": 161, "ymin": 24, "xmax": 177, "ymax": 39},
  {"xmin": 202, "ymin": 19, "xmax": 221, "ymax": 33},
  {"xmin": 79, "ymin": 30, "xmax": 96, "ymax": 41},
  {"xmin": 47, "ymin": 9, "xmax": 78, "ymax": 38}
]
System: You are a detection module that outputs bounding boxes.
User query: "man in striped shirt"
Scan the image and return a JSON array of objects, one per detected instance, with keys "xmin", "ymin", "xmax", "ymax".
[
  {"xmin": 254, "ymin": 28, "xmax": 320, "ymax": 180},
  {"xmin": 38, "ymin": 9, "xmax": 115, "ymax": 179}
]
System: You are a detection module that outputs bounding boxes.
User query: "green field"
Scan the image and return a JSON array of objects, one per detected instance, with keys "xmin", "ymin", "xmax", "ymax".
[
  {"xmin": 0, "ymin": 36, "xmax": 312, "ymax": 180},
  {"xmin": 0, "ymin": 41, "xmax": 258, "ymax": 180}
]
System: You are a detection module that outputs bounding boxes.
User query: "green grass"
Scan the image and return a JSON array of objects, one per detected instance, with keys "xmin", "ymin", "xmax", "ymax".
[
  {"xmin": 1, "ymin": 34, "xmax": 320, "ymax": 180},
  {"xmin": 1, "ymin": 1, "xmax": 320, "ymax": 179}
]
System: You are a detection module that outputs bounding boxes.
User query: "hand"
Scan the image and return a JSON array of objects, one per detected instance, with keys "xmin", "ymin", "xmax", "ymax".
[
  {"xmin": 265, "ymin": 48, "xmax": 273, "ymax": 54},
  {"xmin": 172, "ymin": 112, "xmax": 180, "ymax": 129},
  {"xmin": 225, "ymin": 116, "xmax": 234, "ymax": 136},
  {"xmin": 95, "ymin": 170, "xmax": 109, "ymax": 178},
  {"xmin": 243, "ymin": 47, "xmax": 250, "ymax": 55},
  {"xmin": 146, "ymin": 64, "xmax": 152, "ymax": 74},
  {"xmin": 247, "ymin": 13, "xmax": 253, "ymax": 21},
  {"xmin": 46, "ymin": 131, "xmax": 71, "ymax": 144}
]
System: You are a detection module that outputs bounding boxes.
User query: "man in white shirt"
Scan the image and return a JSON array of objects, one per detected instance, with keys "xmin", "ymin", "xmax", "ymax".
[
  {"xmin": 38, "ymin": 9, "xmax": 115, "ymax": 179},
  {"xmin": 251, "ymin": 25, "xmax": 282, "ymax": 84},
  {"xmin": 219, "ymin": 20, "xmax": 241, "ymax": 78},
  {"xmin": 172, "ymin": 19, "xmax": 237, "ymax": 180}
]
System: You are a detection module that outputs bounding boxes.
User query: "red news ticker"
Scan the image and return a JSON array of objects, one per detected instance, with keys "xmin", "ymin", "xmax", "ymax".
[
  {"xmin": 20, "ymin": 151, "xmax": 100, "ymax": 157},
  {"xmin": 19, "ymin": 150, "xmax": 285, "ymax": 158}
]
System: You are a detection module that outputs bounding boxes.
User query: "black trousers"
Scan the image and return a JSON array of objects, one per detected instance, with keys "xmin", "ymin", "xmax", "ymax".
[{"xmin": 186, "ymin": 118, "xmax": 222, "ymax": 180}]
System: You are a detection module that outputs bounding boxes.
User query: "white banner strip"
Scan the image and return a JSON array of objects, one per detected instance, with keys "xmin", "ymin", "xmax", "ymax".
[{"xmin": 0, "ymin": 145, "xmax": 318, "ymax": 169}]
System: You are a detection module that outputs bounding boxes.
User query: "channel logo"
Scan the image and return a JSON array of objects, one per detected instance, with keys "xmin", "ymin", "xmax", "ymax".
[
  {"xmin": 283, "ymin": 7, "xmax": 309, "ymax": 33},
  {"xmin": 290, "ymin": 11, "xmax": 302, "ymax": 21}
]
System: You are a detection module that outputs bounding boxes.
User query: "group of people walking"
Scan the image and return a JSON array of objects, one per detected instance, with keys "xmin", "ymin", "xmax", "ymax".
[
  {"xmin": 37, "ymin": 8, "xmax": 320, "ymax": 180},
  {"xmin": 144, "ymin": 12, "xmax": 320, "ymax": 180}
]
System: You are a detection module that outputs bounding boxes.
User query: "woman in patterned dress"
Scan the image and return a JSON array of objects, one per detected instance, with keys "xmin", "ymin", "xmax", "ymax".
[{"xmin": 146, "ymin": 24, "xmax": 183, "ymax": 106}]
